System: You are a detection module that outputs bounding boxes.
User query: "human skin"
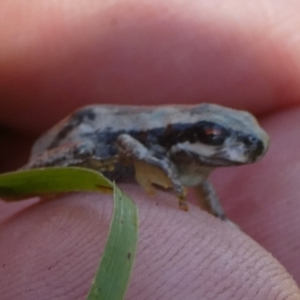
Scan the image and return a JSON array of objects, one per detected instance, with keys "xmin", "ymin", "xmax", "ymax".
[{"xmin": 1, "ymin": 0, "xmax": 300, "ymax": 299}]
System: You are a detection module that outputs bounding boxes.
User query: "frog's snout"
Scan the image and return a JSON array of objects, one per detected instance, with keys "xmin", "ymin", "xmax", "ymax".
[{"xmin": 244, "ymin": 131, "xmax": 269, "ymax": 162}]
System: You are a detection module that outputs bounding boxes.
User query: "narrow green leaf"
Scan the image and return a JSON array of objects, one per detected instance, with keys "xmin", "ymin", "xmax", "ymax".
[
  {"xmin": 0, "ymin": 167, "xmax": 139, "ymax": 300},
  {"xmin": 86, "ymin": 184, "xmax": 139, "ymax": 300},
  {"xmin": 0, "ymin": 167, "xmax": 113, "ymax": 200}
]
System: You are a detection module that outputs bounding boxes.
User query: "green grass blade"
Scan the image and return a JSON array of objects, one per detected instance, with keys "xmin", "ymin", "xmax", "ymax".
[
  {"xmin": 0, "ymin": 167, "xmax": 139, "ymax": 300},
  {"xmin": 0, "ymin": 167, "xmax": 113, "ymax": 200},
  {"xmin": 86, "ymin": 184, "xmax": 139, "ymax": 300}
]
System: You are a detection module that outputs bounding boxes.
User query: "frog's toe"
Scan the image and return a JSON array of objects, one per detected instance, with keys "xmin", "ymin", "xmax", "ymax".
[{"xmin": 178, "ymin": 197, "xmax": 189, "ymax": 211}]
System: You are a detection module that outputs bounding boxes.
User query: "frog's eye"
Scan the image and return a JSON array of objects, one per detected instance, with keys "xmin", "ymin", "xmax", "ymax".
[{"xmin": 196, "ymin": 122, "xmax": 229, "ymax": 146}]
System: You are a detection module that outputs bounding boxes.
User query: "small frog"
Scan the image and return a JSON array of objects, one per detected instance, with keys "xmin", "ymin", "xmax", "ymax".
[{"xmin": 23, "ymin": 103, "xmax": 269, "ymax": 221}]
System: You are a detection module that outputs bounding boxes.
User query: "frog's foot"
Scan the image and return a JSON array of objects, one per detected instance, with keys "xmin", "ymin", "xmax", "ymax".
[
  {"xmin": 117, "ymin": 134, "xmax": 187, "ymax": 209},
  {"xmin": 178, "ymin": 193, "xmax": 189, "ymax": 211}
]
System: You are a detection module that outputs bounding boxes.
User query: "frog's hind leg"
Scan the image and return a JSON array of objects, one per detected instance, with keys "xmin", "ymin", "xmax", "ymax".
[{"xmin": 22, "ymin": 142, "xmax": 95, "ymax": 169}]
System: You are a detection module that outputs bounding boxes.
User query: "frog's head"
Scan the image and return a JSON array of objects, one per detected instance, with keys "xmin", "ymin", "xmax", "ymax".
[{"xmin": 168, "ymin": 103, "xmax": 269, "ymax": 167}]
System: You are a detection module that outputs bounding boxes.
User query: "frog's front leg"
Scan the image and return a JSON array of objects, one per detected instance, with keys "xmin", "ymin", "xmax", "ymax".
[
  {"xmin": 117, "ymin": 134, "xmax": 188, "ymax": 211},
  {"xmin": 196, "ymin": 179, "xmax": 227, "ymax": 220}
]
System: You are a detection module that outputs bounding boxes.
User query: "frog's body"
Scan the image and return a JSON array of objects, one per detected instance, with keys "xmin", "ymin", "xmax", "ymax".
[{"xmin": 24, "ymin": 103, "xmax": 269, "ymax": 220}]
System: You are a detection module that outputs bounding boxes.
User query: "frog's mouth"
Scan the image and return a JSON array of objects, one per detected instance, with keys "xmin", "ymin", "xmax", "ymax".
[
  {"xmin": 170, "ymin": 140, "xmax": 267, "ymax": 167},
  {"xmin": 170, "ymin": 149, "xmax": 245, "ymax": 167},
  {"xmin": 200, "ymin": 142, "xmax": 267, "ymax": 166},
  {"xmin": 197, "ymin": 156, "xmax": 245, "ymax": 167}
]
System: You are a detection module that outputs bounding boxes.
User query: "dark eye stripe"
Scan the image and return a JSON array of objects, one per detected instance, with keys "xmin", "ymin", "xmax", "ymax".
[
  {"xmin": 146, "ymin": 121, "xmax": 231, "ymax": 148},
  {"xmin": 89, "ymin": 121, "xmax": 232, "ymax": 150}
]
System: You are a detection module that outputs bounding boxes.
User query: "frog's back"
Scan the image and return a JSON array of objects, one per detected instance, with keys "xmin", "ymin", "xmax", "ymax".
[
  {"xmin": 30, "ymin": 104, "xmax": 190, "ymax": 158},
  {"xmin": 30, "ymin": 103, "xmax": 261, "ymax": 159},
  {"xmin": 30, "ymin": 106, "xmax": 118, "ymax": 158}
]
